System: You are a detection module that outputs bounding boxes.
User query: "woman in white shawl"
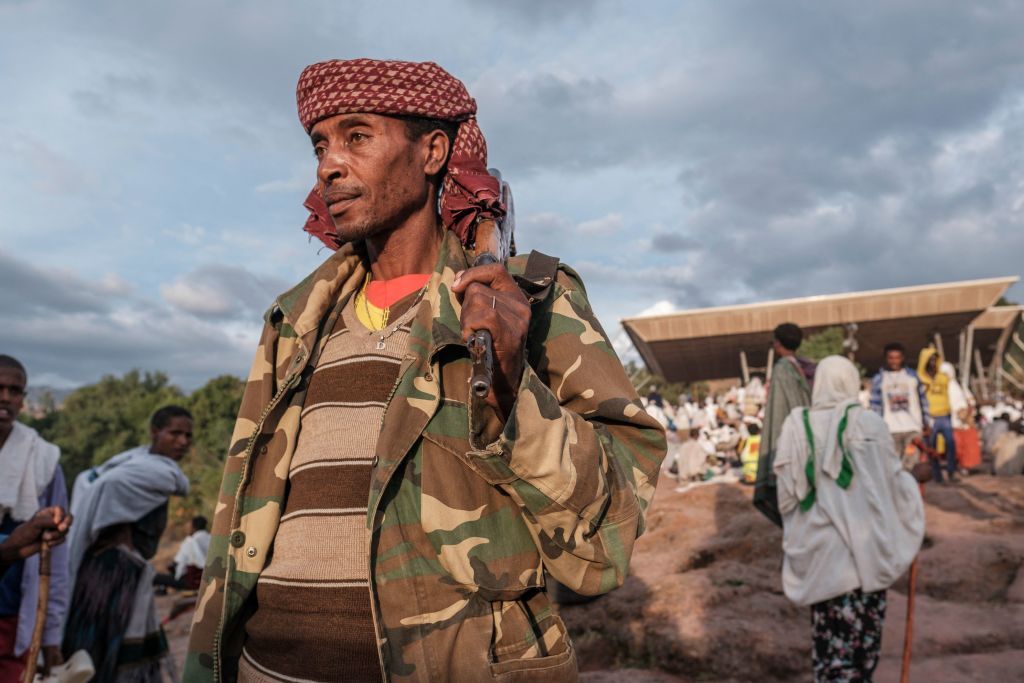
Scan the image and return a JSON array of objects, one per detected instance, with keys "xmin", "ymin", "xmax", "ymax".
[{"xmin": 774, "ymin": 356, "xmax": 924, "ymax": 682}]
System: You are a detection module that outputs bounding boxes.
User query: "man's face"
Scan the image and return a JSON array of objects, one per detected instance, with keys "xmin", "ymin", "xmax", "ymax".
[
  {"xmin": 151, "ymin": 416, "xmax": 193, "ymax": 461},
  {"xmin": 926, "ymin": 355, "xmax": 938, "ymax": 374},
  {"xmin": 311, "ymin": 113, "xmax": 434, "ymax": 243},
  {"xmin": 0, "ymin": 368, "xmax": 26, "ymax": 431},
  {"xmin": 885, "ymin": 350, "xmax": 904, "ymax": 371}
]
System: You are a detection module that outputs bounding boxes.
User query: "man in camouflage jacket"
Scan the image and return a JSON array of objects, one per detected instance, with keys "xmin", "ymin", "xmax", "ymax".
[{"xmin": 185, "ymin": 59, "xmax": 666, "ymax": 682}]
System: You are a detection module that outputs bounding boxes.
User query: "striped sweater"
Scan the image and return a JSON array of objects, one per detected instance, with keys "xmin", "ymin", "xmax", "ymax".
[{"xmin": 240, "ymin": 291, "xmax": 421, "ymax": 682}]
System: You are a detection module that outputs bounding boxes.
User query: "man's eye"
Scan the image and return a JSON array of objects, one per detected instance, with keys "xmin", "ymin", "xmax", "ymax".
[
  {"xmin": 350, "ymin": 132, "xmax": 368, "ymax": 144},
  {"xmin": 313, "ymin": 145, "xmax": 326, "ymax": 159}
]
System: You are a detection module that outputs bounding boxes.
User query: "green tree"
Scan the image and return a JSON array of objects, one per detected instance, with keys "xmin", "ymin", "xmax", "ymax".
[
  {"xmin": 180, "ymin": 375, "xmax": 245, "ymax": 520},
  {"xmin": 800, "ymin": 327, "xmax": 845, "ymax": 362}
]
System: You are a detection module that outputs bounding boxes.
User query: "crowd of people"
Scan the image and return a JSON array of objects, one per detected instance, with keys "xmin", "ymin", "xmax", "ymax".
[
  {"xmin": 0, "ymin": 354, "xmax": 207, "ymax": 682},
  {"xmin": 651, "ymin": 333, "xmax": 1024, "ymax": 492},
  {"xmin": 648, "ymin": 323, "xmax": 1023, "ymax": 680}
]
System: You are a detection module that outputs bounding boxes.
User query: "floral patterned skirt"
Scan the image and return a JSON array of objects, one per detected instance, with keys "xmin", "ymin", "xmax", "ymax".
[{"xmin": 810, "ymin": 588, "xmax": 887, "ymax": 682}]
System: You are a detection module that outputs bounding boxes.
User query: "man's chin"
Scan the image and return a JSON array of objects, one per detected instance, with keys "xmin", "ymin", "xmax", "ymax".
[{"xmin": 333, "ymin": 218, "xmax": 386, "ymax": 244}]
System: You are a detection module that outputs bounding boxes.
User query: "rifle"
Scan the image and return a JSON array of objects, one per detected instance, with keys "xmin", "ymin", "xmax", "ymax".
[{"xmin": 466, "ymin": 169, "xmax": 516, "ymax": 398}]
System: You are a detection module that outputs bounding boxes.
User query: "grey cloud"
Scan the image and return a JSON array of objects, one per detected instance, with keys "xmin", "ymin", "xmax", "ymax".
[
  {"xmin": 72, "ymin": 73, "xmax": 158, "ymax": 118},
  {"xmin": 161, "ymin": 264, "xmax": 290, "ymax": 319},
  {"xmin": 0, "ymin": 251, "xmax": 261, "ymax": 388},
  {"xmin": 575, "ymin": 260, "xmax": 707, "ymax": 306},
  {"xmin": 577, "ymin": 213, "xmax": 623, "ymax": 236},
  {"xmin": 0, "ymin": 249, "xmax": 116, "ymax": 316},
  {"xmin": 1, "ymin": 138, "xmax": 99, "ymax": 195},
  {"xmin": 481, "ymin": 73, "xmax": 617, "ymax": 173},
  {"xmin": 465, "ymin": 0, "xmax": 601, "ymax": 25},
  {"xmin": 2, "ymin": 309, "xmax": 255, "ymax": 390},
  {"xmin": 650, "ymin": 232, "xmax": 700, "ymax": 252}
]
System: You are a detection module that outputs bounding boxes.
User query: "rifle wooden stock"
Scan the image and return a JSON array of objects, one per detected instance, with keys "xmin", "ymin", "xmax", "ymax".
[{"xmin": 469, "ymin": 248, "xmax": 500, "ymax": 398}]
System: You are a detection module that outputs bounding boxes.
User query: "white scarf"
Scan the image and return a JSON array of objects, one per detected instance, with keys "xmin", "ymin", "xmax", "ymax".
[
  {"xmin": 67, "ymin": 447, "xmax": 189, "ymax": 583},
  {"xmin": 0, "ymin": 422, "xmax": 60, "ymax": 522}
]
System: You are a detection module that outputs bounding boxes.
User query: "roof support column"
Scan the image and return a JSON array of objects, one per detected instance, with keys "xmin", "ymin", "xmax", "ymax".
[
  {"xmin": 740, "ymin": 350, "xmax": 750, "ymax": 385},
  {"xmin": 766, "ymin": 347, "xmax": 774, "ymax": 382},
  {"xmin": 1000, "ymin": 368, "xmax": 1024, "ymax": 392},
  {"xmin": 961, "ymin": 325, "xmax": 974, "ymax": 389},
  {"xmin": 974, "ymin": 349, "xmax": 990, "ymax": 401}
]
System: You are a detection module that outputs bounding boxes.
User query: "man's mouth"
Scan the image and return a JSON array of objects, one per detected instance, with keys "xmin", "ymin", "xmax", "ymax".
[
  {"xmin": 325, "ymin": 191, "xmax": 361, "ymax": 216},
  {"xmin": 0, "ymin": 407, "xmax": 13, "ymax": 420}
]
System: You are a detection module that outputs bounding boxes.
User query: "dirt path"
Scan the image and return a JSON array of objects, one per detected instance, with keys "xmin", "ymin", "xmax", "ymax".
[
  {"xmin": 158, "ymin": 474, "xmax": 1023, "ymax": 680},
  {"xmin": 566, "ymin": 474, "xmax": 1024, "ymax": 682}
]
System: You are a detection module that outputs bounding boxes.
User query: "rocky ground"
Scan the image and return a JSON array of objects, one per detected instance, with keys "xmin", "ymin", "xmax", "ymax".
[
  {"xmin": 157, "ymin": 473, "xmax": 1024, "ymax": 681},
  {"xmin": 567, "ymin": 473, "xmax": 1024, "ymax": 682}
]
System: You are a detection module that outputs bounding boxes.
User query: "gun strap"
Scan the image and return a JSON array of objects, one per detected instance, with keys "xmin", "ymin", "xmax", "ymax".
[{"xmin": 514, "ymin": 250, "xmax": 560, "ymax": 304}]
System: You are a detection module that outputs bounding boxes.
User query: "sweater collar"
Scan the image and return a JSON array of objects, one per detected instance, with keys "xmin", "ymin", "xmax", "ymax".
[{"xmin": 273, "ymin": 230, "xmax": 470, "ymax": 355}]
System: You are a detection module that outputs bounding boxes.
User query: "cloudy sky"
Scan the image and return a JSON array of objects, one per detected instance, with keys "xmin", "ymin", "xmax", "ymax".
[{"xmin": 2, "ymin": 0, "xmax": 1023, "ymax": 389}]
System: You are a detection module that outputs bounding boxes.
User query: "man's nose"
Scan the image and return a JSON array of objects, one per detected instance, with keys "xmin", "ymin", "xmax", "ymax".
[{"xmin": 317, "ymin": 147, "xmax": 350, "ymax": 186}]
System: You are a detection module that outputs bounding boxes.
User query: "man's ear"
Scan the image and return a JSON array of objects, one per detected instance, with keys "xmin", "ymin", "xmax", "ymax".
[{"xmin": 423, "ymin": 130, "xmax": 450, "ymax": 177}]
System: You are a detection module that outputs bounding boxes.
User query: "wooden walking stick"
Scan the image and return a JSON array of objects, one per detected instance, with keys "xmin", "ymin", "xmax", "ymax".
[
  {"xmin": 22, "ymin": 543, "xmax": 51, "ymax": 683},
  {"xmin": 901, "ymin": 473, "xmax": 928, "ymax": 683},
  {"xmin": 900, "ymin": 543, "xmax": 919, "ymax": 683}
]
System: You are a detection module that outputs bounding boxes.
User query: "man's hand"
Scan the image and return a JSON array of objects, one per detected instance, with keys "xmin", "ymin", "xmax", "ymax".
[
  {"xmin": 452, "ymin": 264, "xmax": 531, "ymax": 419},
  {"xmin": 911, "ymin": 462, "xmax": 933, "ymax": 484},
  {"xmin": 41, "ymin": 645, "xmax": 64, "ymax": 676},
  {"xmin": 0, "ymin": 507, "xmax": 72, "ymax": 564}
]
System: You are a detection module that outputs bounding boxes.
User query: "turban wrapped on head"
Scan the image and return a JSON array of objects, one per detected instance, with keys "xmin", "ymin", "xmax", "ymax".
[{"xmin": 296, "ymin": 58, "xmax": 505, "ymax": 250}]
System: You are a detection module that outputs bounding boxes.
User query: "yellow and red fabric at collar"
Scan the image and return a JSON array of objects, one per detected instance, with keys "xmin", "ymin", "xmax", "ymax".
[{"xmin": 354, "ymin": 273, "xmax": 430, "ymax": 331}]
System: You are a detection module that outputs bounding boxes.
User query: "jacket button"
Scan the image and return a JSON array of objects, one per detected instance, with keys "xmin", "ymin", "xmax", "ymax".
[
  {"xmin": 424, "ymin": 371, "xmax": 433, "ymax": 381},
  {"xmin": 260, "ymin": 445, "xmax": 268, "ymax": 455},
  {"xmin": 247, "ymin": 546, "xmax": 258, "ymax": 558},
  {"xmin": 230, "ymin": 530, "xmax": 245, "ymax": 548}
]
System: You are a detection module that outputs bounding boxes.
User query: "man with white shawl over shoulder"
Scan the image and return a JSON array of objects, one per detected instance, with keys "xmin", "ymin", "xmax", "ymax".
[
  {"xmin": 774, "ymin": 356, "xmax": 924, "ymax": 682},
  {"xmin": 62, "ymin": 405, "xmax": 191, "ymax": 683}
]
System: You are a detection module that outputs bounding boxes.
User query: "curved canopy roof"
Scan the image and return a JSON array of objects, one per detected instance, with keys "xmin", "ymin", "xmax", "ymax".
[{"xmin": 622, "ymin": 277, "xmax": 1018, "ymax": 383}]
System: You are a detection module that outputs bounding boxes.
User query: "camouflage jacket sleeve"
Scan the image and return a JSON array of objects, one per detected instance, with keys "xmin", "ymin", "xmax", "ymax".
[{"xmin": 466, "ymin": 266, "xmax": 666, "ymax": 595}]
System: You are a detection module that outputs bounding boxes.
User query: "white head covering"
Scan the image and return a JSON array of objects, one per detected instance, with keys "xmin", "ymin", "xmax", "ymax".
[
  {"xmin": 941, "ymin": 361, "xmax": 973, "ymax": 428},
  {"xmin": 812, "ymin": 356, "xmax": 860, "ymax": 409},
  {"xmin": 783, "ymin": 355, "xmax": 861, "ymax": 499}
]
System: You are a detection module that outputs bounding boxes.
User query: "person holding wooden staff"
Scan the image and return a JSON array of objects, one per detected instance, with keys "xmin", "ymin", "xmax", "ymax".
[
  {"xmin": 0, "ymin": 355, "xmax": 71, "ymax": 682},
  {"xmin": 773, "ymin": 355, "xmax": 925, "ymax": 681}
]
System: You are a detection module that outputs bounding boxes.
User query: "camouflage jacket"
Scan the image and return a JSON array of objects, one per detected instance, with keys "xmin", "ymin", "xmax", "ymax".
[{"xmin": 184, "ymin": 230, "xmax": 666, "ymax": 682}]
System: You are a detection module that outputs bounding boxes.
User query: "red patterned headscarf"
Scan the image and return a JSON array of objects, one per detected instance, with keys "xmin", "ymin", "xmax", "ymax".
[{"xmin": 296, "ymin": 58, "xmax": 505, "ymax": 250}]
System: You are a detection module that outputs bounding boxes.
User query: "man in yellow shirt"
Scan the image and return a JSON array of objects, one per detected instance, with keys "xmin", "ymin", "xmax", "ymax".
[
  {"xmin": 740, "ymin": 422, "xmax": 762, "ymax": 484},
  {"xmin": 918, "ymin": 347, "xmax": 956, "ymax": 483}
]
